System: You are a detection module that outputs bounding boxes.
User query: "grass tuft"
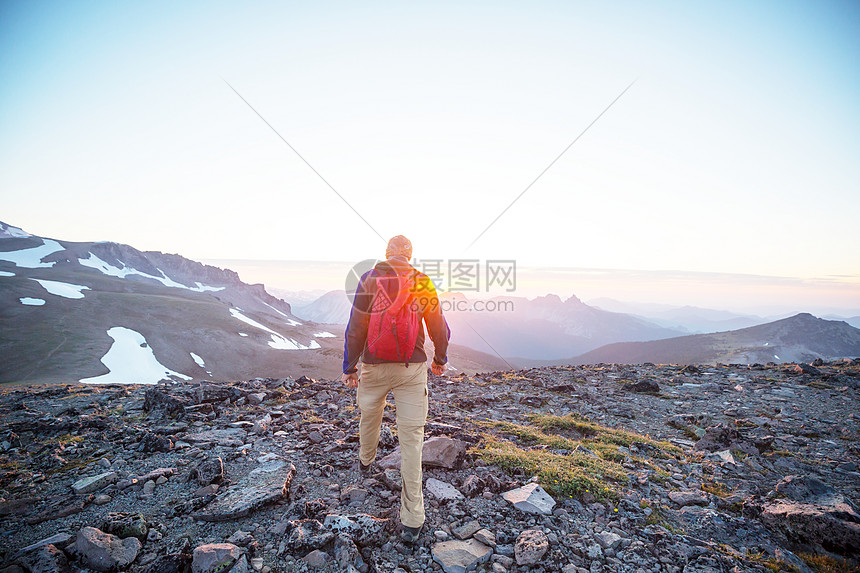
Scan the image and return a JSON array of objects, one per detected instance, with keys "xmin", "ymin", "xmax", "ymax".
[
  {"xmin": 700, "ymin": 480, "xmax": 732, "ymax": 498},
  {"xmin": 474, "ymin": 434, "xmax": 624, "ymax": 500},
  {"xmin": 45, "ymin": 434, "xmax": 84, "ymax": 446},
  {"xmin": 526, "ymin": 413, "xmax": 682, "ymax": 455},
  {"xmin": 474, "ymin": 414, "xmax": 682, "ymax": 501},
  {"xmin": 800, "ymin": 554, "xmax": 858, "ymax": 573}
]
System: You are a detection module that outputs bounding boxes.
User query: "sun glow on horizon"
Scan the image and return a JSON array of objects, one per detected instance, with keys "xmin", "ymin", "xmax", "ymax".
[{"xmin": 1, "ymin": 1, "xmax": 858, "ymax": 294}]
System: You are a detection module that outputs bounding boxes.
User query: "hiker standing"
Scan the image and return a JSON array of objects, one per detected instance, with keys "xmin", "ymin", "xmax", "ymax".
[{"xmin": 342, "ymin": 235, "xmax": 450, "ymax": 544}]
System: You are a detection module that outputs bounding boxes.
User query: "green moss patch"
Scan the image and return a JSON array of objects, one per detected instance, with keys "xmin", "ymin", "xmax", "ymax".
[{"xmin": 473, "ymin": 414, "xmax": 682, "ymax": 501}]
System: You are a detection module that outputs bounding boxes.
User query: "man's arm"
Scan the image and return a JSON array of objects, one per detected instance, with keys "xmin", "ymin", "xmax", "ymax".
[
  {"xmin": 343, "ymin": 271, "xmax": 374, "ymax": 380},
  {"xmin": 416, "ymin": 274, "xmax": 450, "ymax": 369}
]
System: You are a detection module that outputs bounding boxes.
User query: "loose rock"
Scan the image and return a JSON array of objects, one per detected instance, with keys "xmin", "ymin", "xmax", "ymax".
[
  {"xmin": 502, "ymin": 483, "xmax": 556, "ymax": 515},
  {"xmin": 75, "ymin": 526, "xmax": 142, "ymax": 572},
  {"xmin": 515, "ymin": 529, "xmax": 549, "ymax": 566}
]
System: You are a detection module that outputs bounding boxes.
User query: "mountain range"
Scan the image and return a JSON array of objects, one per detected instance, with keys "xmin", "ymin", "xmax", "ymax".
[
  {"xmin": 0, "ymin": 222, "xmax": 505, "ymax": 384},
  {"xmin": 291, "ymin": 289, "xmax": 860, "ymax": 366},
  {"xmin": 586, "ymin": 298, "xmax": 769, "ymax": 333},
  {"xmin": 292, "ymin": 290, "xmax": 687, "ymax": 360},
  {"xmin": 2, "ymin": 221, "xmax": 858, "ymax": 383},
  {"xmin": 568, "ymin": 312, "xmax": 860, "ymax": 366}
]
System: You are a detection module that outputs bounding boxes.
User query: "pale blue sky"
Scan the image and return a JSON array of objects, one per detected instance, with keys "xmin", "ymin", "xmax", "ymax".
[{"xmin": 1, "ymin": 1, "xmax": 859, "ymax": 294}]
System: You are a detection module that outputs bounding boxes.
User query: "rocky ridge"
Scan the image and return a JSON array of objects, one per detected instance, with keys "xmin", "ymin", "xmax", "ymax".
[{"xmin": 1, "ymin": 359, "xmax": 859, "ymax": 572}]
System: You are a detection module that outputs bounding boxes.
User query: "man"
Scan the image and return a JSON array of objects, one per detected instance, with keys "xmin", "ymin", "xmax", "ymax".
[{"xmin": 342, "ymin": 235, "xmax": 450, "ymax": 544}]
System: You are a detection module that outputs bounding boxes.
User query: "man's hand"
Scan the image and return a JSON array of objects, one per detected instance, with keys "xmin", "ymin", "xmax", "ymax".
[
  {"xmin": 342, "ymin": 371, "xmax": 359, "ymax": 388},
  {"xmin": 431, "ymin": 361, "xmax": 447, "ymax": 376}
]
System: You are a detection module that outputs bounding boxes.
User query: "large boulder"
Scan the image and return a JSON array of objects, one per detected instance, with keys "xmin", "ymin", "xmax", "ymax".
[
  {"xmin": 422, "ymin": 436, "xmax": 467, "ymax": 468},
  {"xmin": 101, "ymin": 513, "xmax": 149, "ymax": 542},
  {"xmin": 193, "ymin": 384, "xmax": 236, "ymax": 404},
  {"xmin": 628, "ymin": 380, "xmax": 660, "ymax": 393},
  {"xmin": 302, "ymin": 550, "xmax": 330, "ymax": 569},
  {"xmin": 760, "ymin": 500, "xmax": 860, "ymax": 558},
  {"xmin": 773, "ymin": 475, "xmax": 849, "ymax": 506},
  {"xmin": 515, "ymin": 529, "xmax": 549, "ymax": 566},
  {"xmin": 501, "ymin": 483, "xmax": 556, "ymax": 515},
  {"xmin": 19, "ymin": 544, "xmax": 71, "ymax": 573},
  {"xmin": 15, "ymin": 533, "xmax": 73, "ymax": 556},
  {"xmin": 191, "ymin": 543, "xmax": 241, "ymax": 573},
  {"xmin": 789, "ymin": 363, "xmax": 821, "ymax": 376},
  {"xmin": 694, "ymin": 423, "xmax": 758, "ymax": 456},
  {"xmin": 669, "ymin": 490, "xmax": 709, "ymax": 507},
  {"xmin": 431, "ymin": 539, "xmax": 492, "ymax": 573},
  {"xmin": 322, "ymin": 513, "xmax": 389, "ymax": 546},
  {"xmin": 333, "ymin": 534, "xmax": 365, "ymax": 570},
  {"xmin": 72, "ymin": 472, "xmax": 118, "ymax": 495},
  {"xmin": 378, "ymin": 436, "xmax": 466, "ymax": 470},
  {"xmin": 460, "ymin": 475, "xmax": 484, "ymax": 497},
  {"xmin": 75, "ymin": 527, "xmax": 141, "ymax": 572},
  {"xmin": 761, "ymin": 475, "xmax": 860, "ymax": 558},
  {"xmin": 143, "ymin": 389, "xmax": 190, "ymax": 416},
  {"xmin": 451, "ymin": 520, "xmax": 481, "ymax": 541},
  {"xmin": 287, "ymin": 520, "xmax": 335, "ymax": 552},
  {"xmin": 139, "ymin": 432, "xmax": 173, "ymax": 453},
  {"xmin": 426, "ymin": 478, "xmax": 464, "ymax": 502},
  {"xmin": 190, "ymin": 458, "xmax": 224, "ymax": 486},
  {"xmin": 142, "ymin": 553, "xmax": 192, "ymax": 573},
  {"xmin": 192, "ymin": 463, "xmax": 295, "ymax": 522}
]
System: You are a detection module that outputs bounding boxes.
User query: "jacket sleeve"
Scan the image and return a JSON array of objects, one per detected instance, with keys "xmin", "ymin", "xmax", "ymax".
[
  {"xmin": 343, "ymin": 271, "xmax": 374, "ymax": 374},
  {"xmin": 416, "ymin": 274, "xmax": 450, "ymax": 365}
]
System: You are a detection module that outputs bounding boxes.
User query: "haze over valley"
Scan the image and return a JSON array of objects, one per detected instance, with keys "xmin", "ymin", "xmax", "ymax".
[{"xmin": 2, "ymin": 221, "xmax": 858, "ymax": 385}]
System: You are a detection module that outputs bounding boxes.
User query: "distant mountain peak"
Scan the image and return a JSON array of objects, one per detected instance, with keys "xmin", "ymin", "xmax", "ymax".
[
  {"xmin": 572, "ymin": 312, "xmax": 860, "ymax": 366},
  {"xmin": 790, "ymin": 312, "xmax": 816, "ymax": 320},
  {"xmin": 0, "ymin": 221, "xmax": 30, "ymax": 239},
  {"xmin": 534, "ymin": 293, "xmax": 563, "ymax": 305}
]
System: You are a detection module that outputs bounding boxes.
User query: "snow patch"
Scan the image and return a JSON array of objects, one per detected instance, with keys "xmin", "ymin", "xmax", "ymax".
[
  {"xmin": 79, "ymin": 253, "xmax": 225, "ymax": 292},
  {"xmin": 263, "ymin": 301, "xmax": 302, "ymax": 325},
  {"xmin": 268, "ymin": 337, "xmax": 320, "ymax": 350},
  {"xmin": 0, "ymin": 223, "xmax": 30, "ymax": 238},
  {"xmin": 239, "ymin": 333, "xmax": 248, "ymax": 337},
  {"xmin": 190, "ymin": 352, "xmax": 212, "ymax": 375},
  {"xmin": 0, "ymin": 271, "xmax": 14, "ymax": 277},
  {"xmin": 313, "ymin": 331, "xmax": 336, "ymax": 338},
  {"xmin": 774, "ymin": 354, "xmax": 780, "ymax": 361},
  {"xmin": 32, "ymin": 278, "xmax": 89, "ymax": 299},
  {"xmin": 80, "ymin": 327, "xmax": 191, "ymax": 385},
  {"xmin": 229, "ymin": 308, "xmax": 318, "ymax": 350},
  {"xmin": 0, "ymin": 239, "xmax": 64, "ymax": 268},
  {"xmin": 20, "ymin": 297, "xmax": 46, "ymax": 306}
]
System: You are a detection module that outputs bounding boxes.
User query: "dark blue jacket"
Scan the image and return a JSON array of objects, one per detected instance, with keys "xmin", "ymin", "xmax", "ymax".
[{"xmin": 343, "ymin": 257, "xmax": 450, "ymax": 374}]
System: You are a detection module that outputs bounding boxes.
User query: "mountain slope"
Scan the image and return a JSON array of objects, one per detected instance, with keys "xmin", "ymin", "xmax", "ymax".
[
  {"xmin": 0, "ymin": 224, "xmax": 337, "ymax": 384},
  {"xmin": 0, "ymin": 222, "xmax": 504, "ymax": 383},
  {"xmin": 569, "ymin": 313, "xmax": 860, "ymax": 365},
  {"xmin": 294, "ymin": 289, "xmax": 686, "ymax": 361},
  {"xmin": 292, "ymin": 290, "xmax": 354, "ymax": 324},
  {"xmin": 588, "ymin": 298, "xmax": 767, "ymax": 333}
]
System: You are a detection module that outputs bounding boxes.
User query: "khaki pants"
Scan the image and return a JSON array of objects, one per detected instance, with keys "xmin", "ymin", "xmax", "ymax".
[{"xmin": 357, "ymin": 361, "xmax": 428, "ymax": 528}]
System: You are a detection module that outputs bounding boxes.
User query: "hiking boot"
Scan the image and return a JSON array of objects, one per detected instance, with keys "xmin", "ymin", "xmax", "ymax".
[
  {"xmin": 358, "ymin": 460, "xmax": 372, "ymax": 477},
  {"xmin": 400, "ymin": 524, "xmax": 422, "ymax": 544}
]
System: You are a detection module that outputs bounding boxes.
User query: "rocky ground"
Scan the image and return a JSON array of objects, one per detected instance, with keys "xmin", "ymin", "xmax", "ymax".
[{"xmin": 1, "ymin": 359, "xmax": 859, "ymax": 573}]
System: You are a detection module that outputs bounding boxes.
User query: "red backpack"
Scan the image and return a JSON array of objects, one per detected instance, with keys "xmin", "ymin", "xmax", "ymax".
[{"xmin": 367, "ymin": 271, "xmax": 420, "ymax": 365}]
